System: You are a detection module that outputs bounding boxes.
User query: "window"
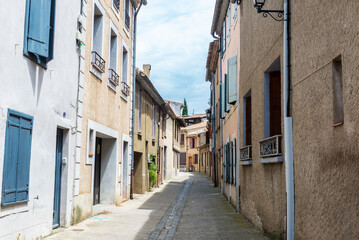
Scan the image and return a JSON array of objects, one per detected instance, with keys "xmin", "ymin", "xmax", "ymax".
[
  {"xmin": 226, "ymin": 4, "xmax": 231, "ymax": 45},
  {"xmin": 243, "ymin": 91, "xmax": 252, "ymax": 146},
  {"xmin": 113, "ymin": 0, "xmax": 120, "ymax": 12},
  {"xmin": 163, "ymin": 114, "xmax": 166, "ymax": 137},
  {"xmin": 233, "ymin": 2, "xmax": 238, "ymax": 21},
  {"xmin": 220, "ymin": 83, "xmax": 226, "ymax": 119},
  {"xmin": 228, "ymin": 56, "xmax": 237, "ymax": 104},
  {"xmin": 23, "ymin": 0, "xmax": 56, "ymax": 67},
  {"xmin": 332, "ymin": 56, "xmax": 344, "ymax": 125},
  {"xmin": 225, "ymin": 74, "xmax": 230, "ymax": 112},
  {"xmin": 2, "ymin": 109, "xmax": 33, "ymax": 206},
  {"xmin": 194, "ymin": 154, "xmax": 198, "ymax": 164},
  {"xmin": 108, "ymin": 27, "xmax": 119, "ymax": 89},
  {"xmin": 124, "ymin": 0, "xmax": 130, "ymax": 29},
  {"xmin": 265, "ymin": 71, "xmax": 282, "ymax": 137},
  {"xmin": 180, "ymin": 134, "xmax": 185, "ymax": 145},
  {"xmin": 190, "ymin": 138, "xmax": 197, "ymax": 149},
  {"xmin": 180, "ymin": 153, "xmax": 186, "ymax": 165},
  {"xmin": 122, "ymin": 47, "xmax": 128, "ymax": 83},
  {"xmin": 93, "ymin": 4, "xmax": 104, "ymax": 55},
  {"xmin": 152, "ymin": 105, "xmax": 156, "ymax": 139},
  {"xmin": 138, "ymin": 91, "xmax": 142, "ymax": 132},
  {"xmin": 221, "ymin": 21, "xmax": 226, "ymax": 54}
]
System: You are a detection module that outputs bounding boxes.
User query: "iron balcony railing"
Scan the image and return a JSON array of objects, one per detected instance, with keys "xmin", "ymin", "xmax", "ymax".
[
  {"xmin": 240, "ymin": 145, "xmax": 252, "ymax": 161},
  {"xmin": 108, "ymin": 69, "xmax": 119, "ymax": 86},
  {"xmin": 125, "ymin": 10, "xmax": 130, "ymax": 29},
  {"xmin": 259, "ymin": 135, "xmax": 282, "ymax": 158},
  {"xmin": 91, "ymin": 51, "xmax": 105, "ymax": 73},
  {"xmin": 121, "ymin": 81, "xmax": 130, "ymax": 96}
]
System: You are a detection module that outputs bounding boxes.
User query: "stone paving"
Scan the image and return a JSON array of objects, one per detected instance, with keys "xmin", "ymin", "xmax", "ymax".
[{"xmin": 46, "ymin": 173, "xmax": 268, "ymax": 240}]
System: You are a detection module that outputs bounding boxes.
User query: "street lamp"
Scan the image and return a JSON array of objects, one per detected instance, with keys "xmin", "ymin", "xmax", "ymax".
[{"xmin": 252, "ymin": 0, "xmax": 284, "ymax": 21}]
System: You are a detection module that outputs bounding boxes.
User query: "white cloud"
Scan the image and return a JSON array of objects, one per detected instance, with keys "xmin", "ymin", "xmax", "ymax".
[{"xmin": 137, "ymin": 0, "xmax": 214, "ymax": 114}]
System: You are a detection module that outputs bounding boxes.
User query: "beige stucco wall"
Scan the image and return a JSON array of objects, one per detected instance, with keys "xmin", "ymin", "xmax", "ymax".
[
  {"xmin": 133, "ymin": 83, "xmax": 159, "ymax": 194},
  {"xmin": 163, "ymin": 115, "xmax": 175, "ymax": 180},
  {"xmin": 73, "ymin": 0, "xmax": 134, "ymax": 223},
  {"xmin": 186, "ymin": 136, "xmax": 200, "ymax": 172},
  {"xmin": 291, "ymin": 1, "xmax": 359, "ymax": 239},
  {"xmin": 239, "ymin": 0, "xmax": 286, "ymax": 238}
]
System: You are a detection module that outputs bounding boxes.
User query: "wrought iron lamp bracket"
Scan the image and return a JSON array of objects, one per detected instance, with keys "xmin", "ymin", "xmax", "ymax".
[{"xmin": 257, "ymin": 8, "xmax": 284, "ymax": 21}]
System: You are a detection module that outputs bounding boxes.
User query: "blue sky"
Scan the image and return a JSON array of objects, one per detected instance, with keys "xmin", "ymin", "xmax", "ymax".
[{"xmin": 137, "ymin": 0, "xmax": 215, "ymax": 114}]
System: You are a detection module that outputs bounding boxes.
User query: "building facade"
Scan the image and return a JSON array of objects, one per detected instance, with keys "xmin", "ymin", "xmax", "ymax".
[
  {"xmin": 0, "ymin": 0, "xmax": 80, "ymax": 238},
  {"xmin": 73, "ymin": 0, "xmax": 138, "ymax": 223}
]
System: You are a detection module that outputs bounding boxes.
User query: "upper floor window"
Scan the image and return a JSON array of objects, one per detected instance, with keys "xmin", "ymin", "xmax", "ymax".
[
  {"xmin": 113, "ymin": 0, "xmax": 120, "ymax": 12},
  {"xmin": 226, "ymin": 4, "xmax": 231, "ymax": 45},
  {"xmin": 91, "ymin": 2, "xmax": 105, "ymax": 75},
  {"xmin": 108, "ymin": 27, "xmax": 119, "ymax": 90},
  {"xmin": 2, "ymin": 109, "xmax": 33, "ymax": 206},
  {"xmin": 138, "ymin": 91, "xmax": 142, "ymax": 132},
  {"xmin": 233, "ymin": 2, "xmax": 238, "ymax": 22},
  {"xmin": 152, "ymin": 105, "xmax": 157, "ymax": 139},
  {"xmin": 124, "ymin": 0, "xmax": 130, "ymax": 29},
  {"xmin": 122, "ymin": 47, "xmax": 128, "ymax": 83},
  {"xmin": 180, "ymin": 134, "xmax": 185, "ymax": 145},
  {"xmin": 23, "ymin": 0, "xmax": 56, "ymax": 68}
]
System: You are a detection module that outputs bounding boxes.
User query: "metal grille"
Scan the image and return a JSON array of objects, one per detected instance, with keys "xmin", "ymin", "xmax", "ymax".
[
  {"xmin": 108, "ymin": 69, "xmax": 119, "ymax": 86},
  {"xmin": 240, "ymin": 145, "xmax": 252, "ymax": 161},
  {"xmin": 121, "ymin": 81, "xmax": 130, "ymax": 96},
  {"xmin": 113, "ymin": 0, "xmax": 120, "ymax": 12},
  {"xmin": 259, "ymin": 135, "xmax": 282, "ymax": 158},
  {"xmin": 91, "ymin": 51, "xmax": 105, "ymax": 73}
]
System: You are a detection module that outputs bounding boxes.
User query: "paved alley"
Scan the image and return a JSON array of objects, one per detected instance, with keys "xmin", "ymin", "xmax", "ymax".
[{"xmin": 46, "ymin": 173, "xmax": 267, "ymax": 240}]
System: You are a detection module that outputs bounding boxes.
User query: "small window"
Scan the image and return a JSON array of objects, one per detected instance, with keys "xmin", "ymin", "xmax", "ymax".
[
  {"xmin": 113, "ymin": 0, "xmax": 120, "ymax": 12},
  {"xmin": 23, "ymin": 0, "xmax": 56, "ymax": 67},
  {"xmin": 233, "ymin": 2, "xmax": 238, "ymax": 21},
  {"xmin": 2, "ymin": 109, "xmax": 33, "ymax": 206},
  {"xmin": 138, "ymin": 91, "xmax": 142, "ymax": 132},
  {"xmin": 226, "ymin": 4, "xmax": 231, "ymax": 45},
  {"xmin": 180, "ymin": 134, "xmax": 185, "ymax": 145},
  {"xmin": 194, "ymin": 154, "xmax": 198, "ymax": 164},
  {"xmin": 122, "ymin": 47, "xmax": 128, "ymax": 83},
  {"xmin": 93, "ymin": 4, "xmax": 104, "ymax": 55},
  {"xmin": 108, "ymin": 28, "xmax": 119, "ymax": 90},
  {"xmin": 243, "ymin": 91, "xmax": 252, "ymax": 146},
  {"xmin": 152, "ymin": 105, "xmax": 156, "ymax": 139},
  {"xmin": 332, "ymin": 56, "xmax": 344, "ymax": 126},
  {"xmin": 124, "ymin": 0, "xmax": 130, "ymax": 29}
]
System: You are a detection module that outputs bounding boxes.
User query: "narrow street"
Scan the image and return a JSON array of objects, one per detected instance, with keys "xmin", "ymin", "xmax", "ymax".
[{"xmin": 46, "ymin": 173, "xmax": 268, "ymax": 240}]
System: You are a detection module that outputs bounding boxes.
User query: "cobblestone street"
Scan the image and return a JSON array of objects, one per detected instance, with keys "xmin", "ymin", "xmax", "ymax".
[{"xmin": 46, "ymin": 173, "xmax": 268, "ymax": 240}]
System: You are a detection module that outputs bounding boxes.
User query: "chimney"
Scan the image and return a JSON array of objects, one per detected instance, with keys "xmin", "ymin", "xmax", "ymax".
[{"xmin": 143, "ymin": 64, "xmax": 151, "ymax": 79}]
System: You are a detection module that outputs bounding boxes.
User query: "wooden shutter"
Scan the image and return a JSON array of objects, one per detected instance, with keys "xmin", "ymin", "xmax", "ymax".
[
  {"xmin": 220, "ymin": 84, "xmax": 225, "ymax": 119},
  {"xmin": 229, "ymin": 142, "xmax": 232, "ymax": 184},
  {"xmin": 245, "ymin": 96, "xmax": 252, "ymax": 145},
  {"xmin": 269, "ymin": 72, "xmax": 282, "ymax": 136},
  {"xmin": 2, "ymin": 110, "xmax": 33, "ymax": 205},
  {"xmin": 26, "ymin": 0, "xmax": 53, "ymax": 58},
  {"xmin": 225, "ymin": 74, "xmax": 230, "ymax": 112},
  {"xmin": 233, "ymin": 139, "xmax": 236, "ymax": 184},
  {"xmin": 228, "ymin": 56, "xmax": 237, "ymax": 104}
]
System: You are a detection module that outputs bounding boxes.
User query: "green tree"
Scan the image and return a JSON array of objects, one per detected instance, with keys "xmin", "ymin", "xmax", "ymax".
[{"xmin": 182, "ymin": 98, "xmax": 188, "ymax": 116}]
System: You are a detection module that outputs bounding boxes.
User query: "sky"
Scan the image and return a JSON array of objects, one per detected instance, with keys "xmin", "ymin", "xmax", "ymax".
[{"xmin": 137, "ymin": 0, "xmax": 215, "ymax": 114}]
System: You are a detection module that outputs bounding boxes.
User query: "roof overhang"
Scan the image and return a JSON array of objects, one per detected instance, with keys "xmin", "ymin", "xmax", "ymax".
[
  {"xmin": 210, "ymin": 0, "xmax": 230, "ymax": 37},
  {"xmin": 205, "ymin": 40, "xmax": 220, "ymax": 82}
]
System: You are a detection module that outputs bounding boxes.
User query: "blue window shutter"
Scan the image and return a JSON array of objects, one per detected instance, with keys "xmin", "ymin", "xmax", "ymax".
[
  {"xmin": 2, "ymin": 110, "xmax": 33, "ymax": 206},
  {"xmin": 228, "ymin": 56, "xmax": 237, "ymax": 104},
  {"xmin": 229, "ymin": 142, "xmax": 232, "ymax": 184},
  {"xmin": 225, "ymin": 74, "xmax": 230, "ymax": 112},
  {"xmin": 220, "ymin": 84, "xmax": 225, "ymax": 119},
  {"xmin": 26, "ymin": 0, "xmax": 53, "ymax": 58}
]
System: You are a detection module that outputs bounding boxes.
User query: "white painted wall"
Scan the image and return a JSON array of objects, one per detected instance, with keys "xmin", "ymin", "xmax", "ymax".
[
  {"xmin": 0, "ymin": 1, "xmax": 80, "ymax": 239},
  {"xmin": 164, "ymin": 117, "xmax": 176, "ymax": 180}
]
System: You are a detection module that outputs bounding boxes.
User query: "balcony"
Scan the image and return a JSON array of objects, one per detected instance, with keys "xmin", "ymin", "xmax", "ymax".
[
  {"xmin": 240, "ymin": 145, "xmax": 252, "ymax": 165},
  {"xmin": 108, "ymin": 69, "xmax": 119, "ymax": 86},
  {"xmin": 91, "ymin": 51, "xmax": 105, "ymax": 73},
  {"xmin": 125, "ymin": 11, "xmax": 130, "ymax": 29},
  {"xmin": 113, "ymin": 0, "xmax": 120, "ymax": 12},
  {"xmin": 121, "ymin": 81, "xmax": 130, "ymax": 96},
  {"xmin": 259, "ymin": 135, "xmax": 283, "ymax": 163}
]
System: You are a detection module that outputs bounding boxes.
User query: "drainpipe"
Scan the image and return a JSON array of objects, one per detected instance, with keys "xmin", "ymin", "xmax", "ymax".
[
  {"xmin": 211, "ymin": 72, "xmax": 217, "ymax": 187},
  {"xmin": 130, "ymin": 0, "xmax": 146, "ymax": 200},
  {"xmin": 283, "ymin": 0, "xmax": 294, "ymax": 239}
]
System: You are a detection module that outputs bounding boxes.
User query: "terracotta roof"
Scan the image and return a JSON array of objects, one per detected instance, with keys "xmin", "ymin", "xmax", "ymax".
[
  {"xmin": 181, "ymin": 114, "xmax": 206, "ymax": 120},
  {"xmin": 181, "ymin": 121, "xmax": 208, "ymax": 131}
]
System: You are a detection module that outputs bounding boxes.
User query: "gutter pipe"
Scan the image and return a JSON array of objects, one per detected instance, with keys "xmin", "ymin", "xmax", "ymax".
[
  {"xmin": 211, "ymin": 72, "xmax": 217, "ymax": 187},
  {"xmin": 130, "ymin": 0, "xmax": 145, "ymax": 200},
  {"xmin": 283, "ymin": 0, "xmax": 294, "ymax": 239}
]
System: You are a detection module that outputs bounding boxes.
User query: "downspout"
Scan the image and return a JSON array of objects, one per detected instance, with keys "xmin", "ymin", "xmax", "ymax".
[
  {"xmin": 283, "ymin": 0, "xmax": 294, "ymax": 239},
  {"xmin": 157, "ymin": 108, "xmax": 161, "ymax": 185},
  {"xmin": 130, "ymin": 0, "xmax": 144, "ymax": 200},
  {"xmin": 211, "ymin": 72, "xmax": 217, "ymax": 187}
]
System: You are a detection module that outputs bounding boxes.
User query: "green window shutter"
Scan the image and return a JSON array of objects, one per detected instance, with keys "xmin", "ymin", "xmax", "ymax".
[
  {"xmin": 220, "ymin": 84, "xmax": 225, "ymax": 119},
  {"xmin": 233, "ymin": 139, "xmax": 236, "ymax": 184},
  {"xmin": 228, "ymin": 56, "xmax": 238, "ymax": 104},
  {"xmin": 225, "ymin": 74, "xmax": 230, "ymax": 112}
]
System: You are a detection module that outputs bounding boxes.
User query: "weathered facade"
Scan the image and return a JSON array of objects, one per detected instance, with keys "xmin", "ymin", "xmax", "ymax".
[
  {"xmin": 0, "ymin": 0, "xmax": 80, "ymax": 238},
  {"xmin": 290, "ymin": 1, "xmax": 359, "ymax": 239},
  {"xmin": 74, "ymin": 0, "xmax": 137, "ymax": 223}
]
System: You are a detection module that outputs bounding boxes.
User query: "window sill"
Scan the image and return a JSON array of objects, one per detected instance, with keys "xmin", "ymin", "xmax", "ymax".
[
  {"xmin": 0, "ymin": 202, "xmax": 29, "ymax": 218},
  {"xmin": 239, "ymin": 160, "xmax": 252, "ymax": 166},
  {"xmin": 260, "ymin": 156, "xmax": 283, "ymax": 164},
  {"xmin": 90, "ymin": 65, "xmax": 103, "ymax": 81},
  {"xmin": 111, "ymin": 5, "xmax": 120, "ymax": 20},
  {"xmin": 123, "ymin": 26, "xmax": 130, "ymax": 38}
]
